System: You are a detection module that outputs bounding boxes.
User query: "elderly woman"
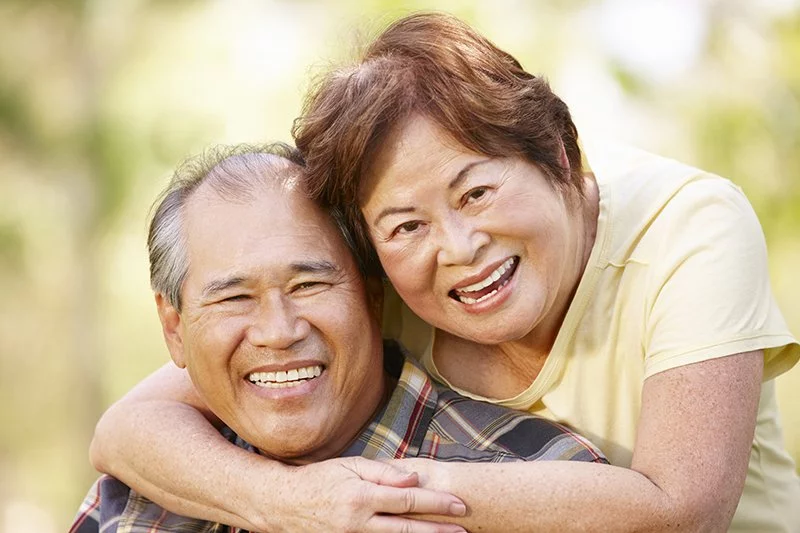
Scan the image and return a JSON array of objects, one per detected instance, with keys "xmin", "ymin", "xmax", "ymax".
[{"xmin": 93, "ymin": 12, "xmax": 799, "ymax": 532}]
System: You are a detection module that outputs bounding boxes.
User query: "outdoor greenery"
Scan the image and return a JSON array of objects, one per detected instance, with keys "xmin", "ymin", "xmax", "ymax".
[{"xmin": 0, "ymin": 1, "xmax": 797, "ymax": 531}]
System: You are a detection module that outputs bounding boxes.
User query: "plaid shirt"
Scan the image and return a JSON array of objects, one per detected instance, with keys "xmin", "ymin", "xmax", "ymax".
[{"xmin": 71, "ymin": 341, "xmax": 605, "ymax": 533}]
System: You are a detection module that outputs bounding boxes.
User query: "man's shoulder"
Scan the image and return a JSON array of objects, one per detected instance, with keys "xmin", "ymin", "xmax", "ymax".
[
  {"xmin": 70, "ymin": 426, "xmax": 257, "ymax": 532},
  {"xmin": 379, "ymin": 341, "xmax": 606, "ymax": 464},
  {"xmin": 70, "ymin": 476, "xmax": 118, "ymax": 533},
  {"xmin": 427, "ymin": 385, "xmax": 607, "ymax": 464},
  {"xmin": 70, "ymin": 475, "xmax": 238, "ymax": 533}
]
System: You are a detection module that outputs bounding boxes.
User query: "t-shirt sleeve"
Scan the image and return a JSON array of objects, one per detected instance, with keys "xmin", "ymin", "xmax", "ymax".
[{"xmin": 643, "ymin": 175, "xmax": 799, "ymax": 380}]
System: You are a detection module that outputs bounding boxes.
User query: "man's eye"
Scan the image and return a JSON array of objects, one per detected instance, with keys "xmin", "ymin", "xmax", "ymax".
[
  {"xmin": 221, "ymin": 295, "xmax": 248, "ymax": 303},
  {"xmin": 293, "ymin": 281, "xmax": 327, "ymax": 293}
]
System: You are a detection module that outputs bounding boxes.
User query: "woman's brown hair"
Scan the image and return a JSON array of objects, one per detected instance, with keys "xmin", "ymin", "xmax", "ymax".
[{"xmin": 293, "ymin": 11, "xmax": 583, "ymax": 273}]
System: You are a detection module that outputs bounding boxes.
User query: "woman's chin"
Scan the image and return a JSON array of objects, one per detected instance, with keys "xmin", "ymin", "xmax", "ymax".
[
  {"xmin": 436, "ymin": 296, "xmax": 543, "ymax": 345},
  {"xmin": 446, "ymin": 320, "xmax": 535, "ymax": 346}
]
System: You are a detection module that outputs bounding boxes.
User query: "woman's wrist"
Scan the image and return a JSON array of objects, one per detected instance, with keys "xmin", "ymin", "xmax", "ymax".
[{"xmin": 212, "ymin": 452, "xmax": 298, "ymax": 532}]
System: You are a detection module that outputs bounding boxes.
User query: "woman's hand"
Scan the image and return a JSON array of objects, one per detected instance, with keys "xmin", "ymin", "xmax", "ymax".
[
  {"xmin": 265, "ymin": 457, "xmax": 466, "ymax": 533},
  {"xmin": 91, "ymin": 364, "xmax": 467, "ymax": 533},
  {"xmin": 382, "ymin": 458, "xmax": 448, "ymax": 490}
]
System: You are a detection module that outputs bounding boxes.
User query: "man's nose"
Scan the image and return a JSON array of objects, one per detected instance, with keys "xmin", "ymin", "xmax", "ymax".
[
  {"xmin": 436, "ymin": 213, "xmax": 489, "ymax": 267},
  {"xmin": 246, "ymin": 294, "xmax": 310, "ymax": 350}
]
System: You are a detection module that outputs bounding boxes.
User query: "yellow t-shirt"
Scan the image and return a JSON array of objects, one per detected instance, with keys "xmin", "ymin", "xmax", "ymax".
[{"xmin": 381, "ymin": 139, "xmax": 800, "ymax": 532}]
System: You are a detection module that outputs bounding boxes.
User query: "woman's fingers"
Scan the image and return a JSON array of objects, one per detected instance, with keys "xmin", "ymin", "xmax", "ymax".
[
  {"xmin": 340, "ymin": 457, "xmax": 465, "ymax": 517},
  {"xmin": 367, "ymin": 484, "xmax": 467, "ymax": 517},
  {"xmin": 294, "ymin": 457, "xmax": 466, "ymax": 531}
]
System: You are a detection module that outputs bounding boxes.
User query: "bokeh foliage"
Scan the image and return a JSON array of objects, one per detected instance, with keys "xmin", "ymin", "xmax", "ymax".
[{"xmin": 0, "ymin": 1, "xmax": 797, "ymax": 531}]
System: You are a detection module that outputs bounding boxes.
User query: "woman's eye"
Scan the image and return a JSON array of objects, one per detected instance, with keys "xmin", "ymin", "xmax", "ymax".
[
  {"xmin": 464, "ymin": 187, "xmax": 488, "ymax": 204},
  {"xmin": 395, "ymin": 221, "xmax": 422, "ymax": 235}
]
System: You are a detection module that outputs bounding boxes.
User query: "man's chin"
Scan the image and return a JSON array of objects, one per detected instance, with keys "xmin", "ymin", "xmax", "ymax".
[
  {"xmin": 255, "ymin": 444, "xmax": 333, "ymax": 465},
  {"xmin": 249, "ymin": 423, "xmax": 343, "ymax": 464}
]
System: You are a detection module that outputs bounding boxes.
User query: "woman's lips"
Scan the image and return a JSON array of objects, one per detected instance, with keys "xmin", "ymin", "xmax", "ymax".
[{"xmin": 449, "ymin": 256, "xmax": 519, "ymax": 304}]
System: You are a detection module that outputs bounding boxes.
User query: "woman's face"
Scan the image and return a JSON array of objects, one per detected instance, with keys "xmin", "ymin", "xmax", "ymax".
[{"xmin": 360, "ymin": 115, "xmax": 587, "ymax": 346}]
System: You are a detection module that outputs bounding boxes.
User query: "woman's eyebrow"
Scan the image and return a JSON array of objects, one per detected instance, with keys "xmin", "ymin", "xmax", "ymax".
[
  {"xmin": 448, "ymin": 159, "xmax": 491, "ymax": 190},
  {"xmin": 373, "ymin": 206, "xmax": 416, "ymax": 227}
]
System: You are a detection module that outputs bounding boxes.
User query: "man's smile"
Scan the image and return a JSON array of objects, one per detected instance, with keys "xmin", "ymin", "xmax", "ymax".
[{"xmin": 248, "ymin": 364, "xmax": 325, "ymax": 389}]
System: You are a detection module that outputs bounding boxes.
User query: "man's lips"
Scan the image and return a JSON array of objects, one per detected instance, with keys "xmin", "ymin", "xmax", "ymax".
[
  {"xmin": 449, "ymin": 256, "xmax": 519, "ymax": 304},
  {"xmin": 247, "ymin": 362, "xmax": 325, "ymax": 389}
]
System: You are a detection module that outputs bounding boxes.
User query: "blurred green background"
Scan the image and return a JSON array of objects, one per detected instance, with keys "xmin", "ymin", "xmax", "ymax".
[{"xmin": 0, "ymin": 0, "xmax": 798, "ymax": 531}]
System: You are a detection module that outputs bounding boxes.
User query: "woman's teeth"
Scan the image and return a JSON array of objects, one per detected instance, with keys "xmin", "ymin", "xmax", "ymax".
[
  {"xmin": 248, "ymin": 365, "xmax": 323, "ymax": 389},
  {"xmin": 453, "ymin": 257, "xmax": 517, "ymax": 305},
  {"xmin": 458, "ymin": 287, "xmax": 503, "ymax": 305}
]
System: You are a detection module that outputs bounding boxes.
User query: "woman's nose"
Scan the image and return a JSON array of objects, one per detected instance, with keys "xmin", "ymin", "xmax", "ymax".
[{"xmin": 436, "ymin": 214, "xmax": 489, "ymax": 267}]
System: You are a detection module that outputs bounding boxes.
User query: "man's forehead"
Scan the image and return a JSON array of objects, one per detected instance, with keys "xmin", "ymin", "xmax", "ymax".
[
  {"xmin": 182, "ymin": 176, "xmax": 355, "ymax": 281},
  {"xmin": 186, "ymin": 175, "xmax": 333, "ymax": 233}
]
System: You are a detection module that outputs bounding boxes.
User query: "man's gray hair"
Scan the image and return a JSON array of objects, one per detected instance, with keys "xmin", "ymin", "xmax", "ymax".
[{"xmin": 148, "ymin": 142, "xmax": 305, "ymax": 312}]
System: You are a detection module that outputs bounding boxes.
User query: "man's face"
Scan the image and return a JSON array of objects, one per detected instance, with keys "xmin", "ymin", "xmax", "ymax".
[{"xmin": 160, "ymin": 174, "xmax": 385, "ymax": 463}]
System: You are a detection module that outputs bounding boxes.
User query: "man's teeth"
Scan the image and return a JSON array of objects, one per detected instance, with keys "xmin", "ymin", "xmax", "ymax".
[{"xmin": 248, "ymin": 365, "xmax": 323, "ymax": 389}]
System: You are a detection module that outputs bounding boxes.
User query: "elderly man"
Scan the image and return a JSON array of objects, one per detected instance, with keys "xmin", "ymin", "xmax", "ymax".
[{"xmin": 71, "ymin": 144, "xmax": 604, "ymax": 533}]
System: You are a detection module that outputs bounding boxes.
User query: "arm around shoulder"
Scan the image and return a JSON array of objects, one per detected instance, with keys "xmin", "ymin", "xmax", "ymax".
[
  {"xmin": 397, "ymin": 350, "xmax": 763, "ymax": 532},
  {"xmin": 89, "ymin": 362, "xmax": 270, "ymax": 528},
  {"xmin": 89, "ymin": 363, "xmax": 469, "ymax": 533}
]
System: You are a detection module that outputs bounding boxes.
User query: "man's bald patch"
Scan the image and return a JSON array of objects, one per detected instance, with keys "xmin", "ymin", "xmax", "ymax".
[{"xmin": 202, "ymin": 151, "xmax": 306, "ymax": 204}]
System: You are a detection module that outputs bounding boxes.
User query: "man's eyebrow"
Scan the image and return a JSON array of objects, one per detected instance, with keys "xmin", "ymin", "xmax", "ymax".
[
  {"xmin": 289, "ymin": 260, "xmax": 340, "ymax": 275},
  {"xmin": 448, "ymin": 159, "xmax": 491, "ymax": 190},
  {"xmin": 201, "ymin": 276, "xmax": 246, "ymax": 299}
]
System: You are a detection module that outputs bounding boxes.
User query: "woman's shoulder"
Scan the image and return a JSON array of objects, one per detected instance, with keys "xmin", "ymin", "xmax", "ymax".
[{"xmin": 587, "ymin": 139, "xmax": 754, "ymax": 265}]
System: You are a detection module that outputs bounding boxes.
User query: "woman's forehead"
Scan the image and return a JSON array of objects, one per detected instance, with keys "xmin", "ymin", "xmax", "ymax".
[{"xmin": 360, "ymin": 115, "xmax": 481, "ymax": 200}]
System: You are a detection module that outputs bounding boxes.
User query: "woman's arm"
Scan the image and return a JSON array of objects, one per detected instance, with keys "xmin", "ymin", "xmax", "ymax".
[
  {"xmin": 397, "ymin": 350, "xmax": 763, "ymax": 532},
  {"xmin": 90, "ymin": 363, "xmax": 468, "ymax": 533}
]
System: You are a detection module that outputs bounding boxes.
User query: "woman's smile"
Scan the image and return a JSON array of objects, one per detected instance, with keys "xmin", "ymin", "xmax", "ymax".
[
  {"xmin": 449, "ymin": 255, "xmax": 519, "ymax": 310},
  {"xmin": 361, "ymin": 114, "xmax": 586, "ymax": 345}
]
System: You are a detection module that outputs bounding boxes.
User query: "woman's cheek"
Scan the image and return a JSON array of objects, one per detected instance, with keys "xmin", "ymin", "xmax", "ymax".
[
  {"xmin": 379, "ymin": 237, "xmax": 417, "ymax": 266},
  {"xmin": 380, "ymin": 241, "xmax": 433, "ymax": 294}
]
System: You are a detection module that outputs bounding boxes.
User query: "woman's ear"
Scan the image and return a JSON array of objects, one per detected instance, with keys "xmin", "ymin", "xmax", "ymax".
[{"xmin": 155, "ymin": 293, "xmax": 187, "ymax": 368}]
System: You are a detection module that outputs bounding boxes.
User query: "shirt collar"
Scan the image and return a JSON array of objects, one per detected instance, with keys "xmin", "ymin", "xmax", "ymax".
[{"xmin": 342, "ymin": 340, "xmax": 438, "ymax": 460}]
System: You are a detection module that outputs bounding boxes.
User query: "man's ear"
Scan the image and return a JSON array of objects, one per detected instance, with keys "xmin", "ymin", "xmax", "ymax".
[
  {"xmin": 364, "ymin": 275, "xmax": 385, "ymax": 326},
  {"xmin": 155, "ymin": 293, "xmax": 187, "ymax": 368}
]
